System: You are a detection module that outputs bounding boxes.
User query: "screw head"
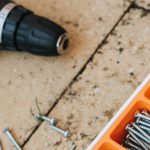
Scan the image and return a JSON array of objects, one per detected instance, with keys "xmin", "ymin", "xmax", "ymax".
[
  {"xmin": 136, "ymin": 118, "xmax": 140, "ymax": 124},
  {"xmin": 142, "ymin": 110, "xmax": 150, "ymax": 117},
  {"xmin": 134, "ymin": 112, "xmax": 140, "ymax": 118},
  {"xmin": 64, "ymin": 131, "xmax": 70, "ymax": 138},
  {"xmin": 126, "ymin": 124, "xmax": 132, "ymax": 130},
  {"xmin": 34, "ymin": 114, "xmax": 42, "ymax": 121},
  {"xmin": 3, "ymin": 127, "xmax": 9, "ymax": 133},
  {"xmin": 50, "ymin": 118, "xmax": 57, "ymax": 126}
]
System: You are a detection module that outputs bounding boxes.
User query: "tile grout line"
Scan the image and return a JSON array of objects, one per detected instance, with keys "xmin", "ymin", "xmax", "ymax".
[{"xmin": 21, "ymin": 1, "xmax": 135, "ymax": 148}]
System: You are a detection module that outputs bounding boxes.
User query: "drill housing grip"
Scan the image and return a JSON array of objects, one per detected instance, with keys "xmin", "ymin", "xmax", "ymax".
[{"xmin": 0, "ymin": 0, "xmax": 69, "ymax": 56}]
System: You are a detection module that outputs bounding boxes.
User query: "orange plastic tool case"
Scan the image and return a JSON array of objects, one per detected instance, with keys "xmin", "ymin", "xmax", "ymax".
[{"xmin": 87, "ymin": 74, "xmax": 150, "ymax": 150}]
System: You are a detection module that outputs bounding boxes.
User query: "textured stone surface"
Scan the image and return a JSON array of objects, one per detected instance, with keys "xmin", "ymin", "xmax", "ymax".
[
  {"xmin": 0, "ymin": 0, "xmax": 132, "ymax": 149},
  {"xmin": 24, "ymin": 8, "xmax": 150, "ymax": 150},
  {"xmin": 136, "ymin": 0, "xmax": 150, "ymax": 8}
]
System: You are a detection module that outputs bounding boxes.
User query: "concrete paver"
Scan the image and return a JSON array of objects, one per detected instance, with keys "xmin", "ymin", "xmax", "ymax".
[
  {"xmin": 136, "ymin": 0, "xmax": 150, "ymax": 9},
  {"xmin": 0, "ymin": 0, "xmax": 132, "ymax": 149},
  {"xmin": 24, "ymin": 8, "xmax": 150, "ymax": 150}
]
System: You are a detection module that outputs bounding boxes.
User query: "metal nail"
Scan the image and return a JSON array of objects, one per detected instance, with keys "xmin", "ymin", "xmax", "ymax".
[
  {"xmin": 50, "ymin": 125, "xmax": 70, "ymax": 138},
  {"xmin": 135, "ymin": 113, "xmax": 150, "ymax": 123},
  {"xmin": 136, "ymin": 118, "xmax": 150, "ymax": 128},
  {"xmin": 124, "ymin": 140, "xmax": 142, "ymax": 150},
  {"xmin": 35, "ymin": 114, "xmax": 57, "ymax": 126},
  {"xmin": 142, "ymin": 110, "xmax": 150, "ymax": 117},
  {"xmin": 126, "ymin": 125, "xmax": 150, "ymax": 144},
  {"xmin": 136, "ymin": 119, "xmax": 150, "ymax": 128},
  {"xmin": 132, "ymin": 123, "xmax": 150, "ymax": 141},
  {"xmin": 138, "ymin": 125, "xmax": 150, "ymax": 133},
  {"xmin": 126, "ymin": 134, "xmax": 139, "ymax": 146},
  {"xmin": 0, "ymin": 141, "xmax": 2, "ymax": 150},
  {"xmin": 70, "ymin": 143, "xmax": 76, "ymax": 150},
  {"xmin": 3, "ymin": 128, "xmax": 22, "ymax": 150},
  {"xmin": 123, "ymin": 110, "xmax": 150, "ymax": 149},
  {"xmin": 129, "ymin": 130, "xmax": 148, "ymax": 150}
]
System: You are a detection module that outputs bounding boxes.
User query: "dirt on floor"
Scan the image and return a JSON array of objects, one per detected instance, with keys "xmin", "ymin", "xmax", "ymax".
[{"xmin": 0, "ymin": 0, "xmax": 149, "ymax": 150}]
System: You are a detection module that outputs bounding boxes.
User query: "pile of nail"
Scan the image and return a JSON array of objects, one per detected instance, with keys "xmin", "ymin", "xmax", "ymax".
[
  {"xmin": 122, "ymin": 110, "xmax": 150, "ymax": 150},
  {"xmin": 35, "ymin": 114, "xmax": 76, "ymax": 150},
  {"xmin": 35, "ymin": 114, "xmax": 70, "ymax": 138},
  {"xmin": 1, "ymin": 114, "xmax": 75, "ymax": 150}
]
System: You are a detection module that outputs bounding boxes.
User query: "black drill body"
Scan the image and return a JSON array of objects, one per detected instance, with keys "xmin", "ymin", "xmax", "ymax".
[{"xmin": 0, "ymin": 0, "xmax": 69, "ymax": 56}]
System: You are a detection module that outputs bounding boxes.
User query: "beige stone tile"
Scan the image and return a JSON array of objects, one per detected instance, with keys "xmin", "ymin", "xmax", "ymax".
[
  {"xmin": 24, "ymin": 8, "xmax": 150, "ymax": 150},
  {"xmin": 0, "ymin": 0, "xmax": 132, "ymax": 149},
  {"xmin": 136, "ymin": 0, "xmax": 150, "ymax": 8}
]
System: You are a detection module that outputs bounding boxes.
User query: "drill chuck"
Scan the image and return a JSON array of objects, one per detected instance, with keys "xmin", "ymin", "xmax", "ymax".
[{"xmin": 0, "ymin": 0, "xmax": 69, "ymax": 56}]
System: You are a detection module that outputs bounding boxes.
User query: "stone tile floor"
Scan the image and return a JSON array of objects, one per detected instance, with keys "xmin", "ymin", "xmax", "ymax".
[{"xmin": 0, "ymin": 0, "xmax": 149, "ymax": 149}]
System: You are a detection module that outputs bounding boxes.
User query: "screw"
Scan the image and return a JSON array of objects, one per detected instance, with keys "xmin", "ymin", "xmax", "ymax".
[
  {"xmin": 129, "ymin": 130, "xmax": 148, "ymax": 150},
  {"xmin": 50, "ymin": 125, "xmax": 70, "ymax": 138},
  {"xmin": 138, "ymin": 125, "xmax": 150, "ymax": 133},
  {"xmin": 0, "ymin": 141, "xmax": 2, "ymax": 150},
  {"xmin": 127, "ymin": 132, "xmax": 150, "ymax": 149},
  {"xmin": 142, "ymin": 110, "xmax": 150, "ymax": 117},
  {"xmin": 126, "ymin": 125, "xmax": 150, "ymax": 144},
  {"xmin": 70, "ymin": 143, "xmax": 76, "ymax": 150},
  {"xmin": 124, "ymin": 140, "xmax": 142, "ymax": 150},
  {"xmin": 123, "ymin": 110, "xmax": 150, "ymax": 149},
  {"xmin": 35, "ymin": 114, "xmax": 57, "ymax": 126},
  {"xmin": 126, "ymin": 134, "xmax": 139, "ymax": 145},
  {"xmin": 135, "ymin": 113, "xmax": 150, "ymax": 123},
  {"xmin": 136, "ymin": 118, "xmax": 150, "ymax": 128},
  {"xmin": 132, "ymin": 123, "xmax": 150, "ymax": 141},
  {"xmin": 3, "ymin": 128, "xmax": 22, "ymax": 150}
]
